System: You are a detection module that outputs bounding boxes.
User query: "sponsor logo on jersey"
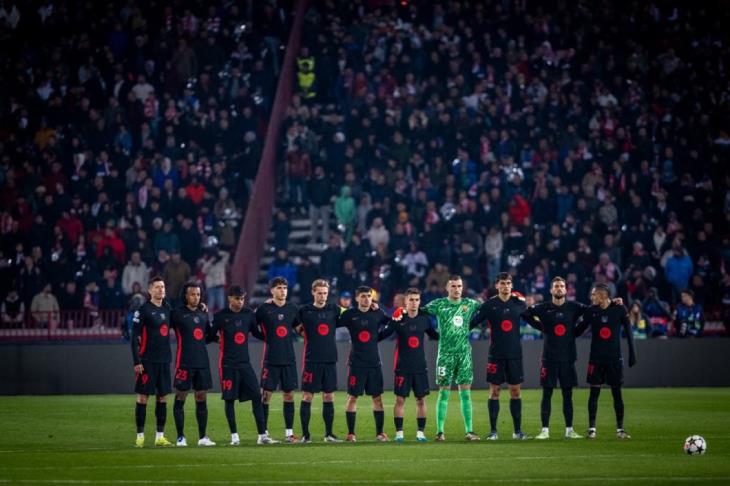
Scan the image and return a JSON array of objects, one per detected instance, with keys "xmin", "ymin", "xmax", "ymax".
[{"xmin": 453, "ymin": 315, "xmax": 464, "ymax": 327}]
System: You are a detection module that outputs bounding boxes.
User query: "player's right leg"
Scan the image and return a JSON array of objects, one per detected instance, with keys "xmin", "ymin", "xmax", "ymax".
[
  {"xmin": 586, "ymin": 362, "xmax": 604, "ymax": 439},
  {"xmin": 486, "ymin": 383, "xmax": 501, "ymax": 440},
  {"xmin": 134, "ymin": 393, "xmax": 148, "ymax": 447},
  {"xmin": 454, "ymin": 354, "xmax": 478, "ymax": 440},
  {"xmin": 299, "ymin": 390, "xmax": 314, "ymax": 443},
  {"xmin": 372, "ymin": 394, "xmax": 388, "ymax": 441},
  {"xmin": 393, "ymin": 395, "xmax": 406, "ymax": 442},
  {"xmin": 345, "ymin": 394, "xmax": 358, "ymax": 441},
  {"xmin": 434, "ymin": 353, "xmax": 456, "ymax": 441},
  {"xmin": 173, "ymin": 389, "xmax": 189, "ymax": 446}
]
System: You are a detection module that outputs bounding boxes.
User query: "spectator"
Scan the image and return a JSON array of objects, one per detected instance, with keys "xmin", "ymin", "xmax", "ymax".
[
  {"xmin": 308, "ymin": 166, "xmax": 332, "ymax": 245},
  {"xmin": 674, "ymin": 289, "xmax": 705, "ymax": 338},
  {"xmin": 643, "ymin": 288, "xmax": 672, "ymax": 338},
  {"xmin": 365, "ymin": 217, "xmax": 389, "ymax": 250},
  {"xmin": 153, "ymin": 221, "xmax": 182, "ymax": 257},
  {"xmin": 334, "ymin": 186, "xmax": 356, "ymax": 243},
  {"xmin": 320, "ymin": 234, "xmax": 344, "ymax": 281},
  {"xmin": 199, "ymin": 250, "xmax": 229, "ymax": 313},
  {"xmin": 30, "ymin": 284, "xmax": 60, "ymax": 329},
  {"xmin": 267, "ymin": 249, "xmax": 297, "ymax": 290},
  {"xmin": 99, "ymin": 271, "xmax": 125, "ymax": 310},
  {"xmin": 1, "ymin": 290, "xmax": 25, "ymax": 327},
  {"xmin": 664, "ymin": 247, "xmax": 694, "ymax": 303},
  {"xmin": 272, "ymin": 210, "xmax": 291, "ymax": 251},
  {"xmin": 57, "ymin": 281, "xmax": 84, "ymax": 312},
  {"xmin": 121, "ymin": 251, "xmax": 149, "ymax": 295},
  {"xmin": 162, "ymin": 251, "xmax": 191, "ymax": 304},
  {"xmin": 627, "ymin": 301, "xmax": 650, "ymax": 340}
]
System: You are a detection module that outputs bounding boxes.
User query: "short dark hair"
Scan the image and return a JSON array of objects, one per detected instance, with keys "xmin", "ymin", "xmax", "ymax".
[
  {"xmin": 551, "ymin": 276, "xmax": 566, "ymax": 285},
  {"xmin": 227, "ymin": 285, "xmax": 246, "ymax": 297},
  {"xmin": 269, "ymin": 277, "xmax": 288, "ymax": 289},
  {"xmin": 181, "ymin": 281, "xmax": 202, "ymax": 305},
  {"xmin": 495, "ymin": 272, "xmax": 512, "ymax": 283},
  {"xmin": 355, "ymin": 286, "xmax": 372, "ymax": 297},
  {"xmin": 447, "ymin": 274, "xmax": 462, "ymax": 282},
  {"xmin": 680, "ymin": 288, "xmax": 694, "ymax": 298},
  {"xmin": 592, "ymin": 283, "xmax": 611, "ymax": 296},
  {"xmin": 404, "ymin": 287, "xmax": 421, "ymax": 297},
  {"xmin": 149, "ymin": 276, "xmax": 164, "ymax": 287}
]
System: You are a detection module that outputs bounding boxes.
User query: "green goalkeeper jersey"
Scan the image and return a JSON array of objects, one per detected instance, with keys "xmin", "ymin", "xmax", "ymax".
[{"xmin": 423, "ymin": 297, "xmax": 480, "ymax": 356}]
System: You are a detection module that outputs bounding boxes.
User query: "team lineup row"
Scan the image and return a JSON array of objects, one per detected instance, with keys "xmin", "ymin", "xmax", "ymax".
[{"xmin": 130, "ymin": 272, "xmax": 637, "ymax": 446}]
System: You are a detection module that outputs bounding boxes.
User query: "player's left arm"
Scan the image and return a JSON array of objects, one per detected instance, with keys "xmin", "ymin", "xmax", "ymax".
[
  {"xmin": 378, "ymin": 321, "xmax": 395, "ymax": 341},
  {"xmin": 376, "ymin": 309, "xmax": 391, "ymax": 341},
  {"xmin": 521, "ymin": 305, "xmax": 543, "ymax": 331},
  {"xmin": 574, "ymin": 314, "xmax": 589, "ymax": 337},
  {"xmin": 426, "ymin": 324, "xmax": 440, "ymax": 341},
  {"xmin": 469, "ymin": 302, "xmax": 488, "ymax": 329},
  {"xmin": 204, "ymin": 314, "xmax": 217, "ymax": 343},
  {"xmin": 621, "ymin": 306, "xmax": 637, "ymax": 367}
]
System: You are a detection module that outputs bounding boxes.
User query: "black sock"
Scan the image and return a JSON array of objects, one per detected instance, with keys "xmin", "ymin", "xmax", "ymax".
[
  {"xmin": 374, "ymin": 410, "xmax": 384, "ymax": 435},
  {"xmin": 225, "ymin": 400, "xmax": 237, "ymax": 434},
  {"xmin": 611, "ymin": 386, "xmax": 624, "ymax": 429},
  {"xmin": 262, "ymin": 402, "xmax": 269, "ymax": 430},
  {"xmin": 283, "ymin": 401, "xmax": 295, "ymax": 430},
  {"xmin": 588, "ymin": 387, "xmax": 601, "ymax": 428},
  {"xmin": 488, "ymin": 399, "xmax": 499, "ymax": 433},
  {"xmin": 173, "ymin": 399, "xmax": 185, "ymax": 438},
  {"xmin": 252, "ymin": 399, "xmax": 266, "ymax": 435},
  {"xmin": 394, "ymin": 416, "xmax": 404, "ymax": 432},
  {"xmin": 135, "ymin": 402, "xmax": 146, "ymax": 433},
  {"xmin": 196, "ymin": 400, "xmax": 208, "ymax": 439},
  {"xmin": 323, "ymin": 401, "xmax": 334, "ymax": 436},
  {"xmin": 346, "ymin": 411, "xmax": 356, "ymax": 434},
  {"xmin": 540, "ymin": 388, "xmax": 553, "ymax": 428},
  {"xmin": 417, "ymin": 417, "xmax": 426, "ymax": 431},
  {"xmin": 561, "ymin": 388, "xmax": 574, "ymax": 428},
  {"xmin": 510, "ymin": 398, "xmax": 522, "ymax": 434},
  {"xmin": 300, "ymin": 401, "xmax": 312, "ymax": 438},
  {"xmin": 155, "ymin": 401, "xmax": 167, "ymax": 433}
]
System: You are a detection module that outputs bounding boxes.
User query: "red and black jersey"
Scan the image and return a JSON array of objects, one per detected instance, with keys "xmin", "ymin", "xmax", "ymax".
[
  {"xmin": 576, "ymin": 304, "xmax": 635, "ymax": 364},
  {"xmin": 211, "ymin": 307, "xmax": 263, "ymax": 368},
  {"xmin": 470, "ymin": 295, "xmax": 526, "ymax": 360},
  {"xmin": 522, "ymin": 301, "xmax": 588, "ymax": 362},
  {"xmin": 379, "ymin": 314, "xmax": 439, "ymax": 373},
  {"xmin": 338, "ymin": 308, "xmax": 389, "ymax": 368},
  {"xmin": 255, "ymin": 302, "xmax": 300, "ymax": 366},
  {"xmin": 131, "ymin": 301, "xmax": 172, "ymax": 365},
  {"xmin": 297, "ymin": 303, "xmax": 340, "ymax": 364},
  {"xmin": 171, "ymin": 306, "xmax": 212, "ymax": 369}
]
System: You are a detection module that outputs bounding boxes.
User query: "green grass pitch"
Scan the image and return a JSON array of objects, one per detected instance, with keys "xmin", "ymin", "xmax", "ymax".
[{"xmin": 0, "ymin": 389, "xmax": 728, "ymax": 485}]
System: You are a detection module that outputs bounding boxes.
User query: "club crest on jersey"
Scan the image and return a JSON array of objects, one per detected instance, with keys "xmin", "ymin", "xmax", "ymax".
[
  {"xmin": 601, "ymin": 315, "xmax": 608, "ymax": 323},
  {"xmin": 453, "ymin": 316, "xmax": 464, "ymax": 327},
  {"xmin": 193, "ymin": 316, "xmax": 200, "ymax": 323},
  {"xmin": 462, "ymin": 305, "xmax": 468, "ymax": 312},
  {"xmin": 556, "ymin": 312, "xmax": 563, "ymax": 318},
  {"xmin": 277, "ymin": 314, "xmax": 284, "ymax": 321},
  {"xmin": 160, "ymin": 313, "xmax": 166, "ymax": 320},
  {"xmin": 235, "ymin": 320, "xmax": 241, "ymax": 327}
]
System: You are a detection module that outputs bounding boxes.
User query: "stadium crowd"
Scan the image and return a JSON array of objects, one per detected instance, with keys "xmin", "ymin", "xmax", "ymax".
[
  {"xmin": 0, "ymin": 0, "xmax": 291, "ymax": 324},
  {"xmin": 271, "ymin": 0, "xmax": 730, "ymax": 337}
]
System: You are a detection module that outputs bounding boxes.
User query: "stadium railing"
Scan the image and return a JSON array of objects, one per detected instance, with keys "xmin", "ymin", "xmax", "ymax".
[{"xmin": 0, "ymin": 310, "xmax": 125, "ymax": 342}]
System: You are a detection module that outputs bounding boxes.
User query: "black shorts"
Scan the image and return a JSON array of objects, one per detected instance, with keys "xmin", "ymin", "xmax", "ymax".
[
  {"xmin": 487, "ymin": 358, "xmax": 524, "ymax": 386},
  {"xmin": 174, "ymin": 366, "xmax": 213, "ymax": 391},
  {"xmin": 220, "ymin": 365, "xmax": 261, "ymax": 402},
  {"xmin": 347, "ymin": 366, "xmax": 383, "ymax": 397},
  {"xmin": 301, "ymin": 362, "xmax": 337, "ymax": 393},
  {"xmin": 394, "ymin": 371, "xmax": 431, "ymax": 398},
  {"xmin": 261, "ymin": 364, "xmax": 298, "ymax": 392},
  {"xmin": 540, "ymin": 360, "xmax": 578, "ymax": 388},
  {"xmin": 586, "ymin": 360, "xmax": 624, "ymax": 387},
  {"xmin": 135, "ymin": 361, "xmax": 172, "ymax": 396}
]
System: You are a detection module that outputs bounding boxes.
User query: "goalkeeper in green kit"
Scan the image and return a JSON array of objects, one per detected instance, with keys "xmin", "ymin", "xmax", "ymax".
[{"xmin": 421, "ymin": 275, "xmax": 481, "ymax": 441}]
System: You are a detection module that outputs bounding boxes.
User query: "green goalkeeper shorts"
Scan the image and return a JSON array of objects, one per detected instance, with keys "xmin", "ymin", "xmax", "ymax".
[{"xmin": 435, "ymin": 352, "xmax": 473, "ymax": 386}]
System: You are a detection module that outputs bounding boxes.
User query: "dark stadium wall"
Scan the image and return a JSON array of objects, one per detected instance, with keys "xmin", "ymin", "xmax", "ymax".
[{"xmin": 2, "ymin": 340, "xmax": 729, "ymax": 395}]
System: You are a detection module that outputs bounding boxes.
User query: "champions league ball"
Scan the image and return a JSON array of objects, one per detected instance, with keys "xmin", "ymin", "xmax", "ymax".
[{"xmin": 683, "ymin": 435, "xmax": 706, "ymax": 455}]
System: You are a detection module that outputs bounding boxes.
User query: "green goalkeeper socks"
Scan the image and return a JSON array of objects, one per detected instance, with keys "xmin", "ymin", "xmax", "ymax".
[
  {"xmin": 436, "ymin": 389, "xmax": 450, "ymax": 433},
  {"xmin": 459, "ymin": 389, "xmax": 473, "ymax": 433}
]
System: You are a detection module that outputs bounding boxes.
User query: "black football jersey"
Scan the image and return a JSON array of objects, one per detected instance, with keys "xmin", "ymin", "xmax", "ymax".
[
  {"xmin": 379, "ymin": 313, "xmax": 439, "ymax": 373},
  {"xmin": 131, "ymin": 301, "xmax": 172, "ymax": 365},
  {"xmin": 338, "ymin": 308, "xmax": 389, "ymax": 367},
  {"xmin": 255, "ymin": 302, "xmax": 300, "ymax": 366},
  {"xmin": 297, "ymin": 303, "xmax": 340, "ymax": 364},
  {"xmin": 470, "ymin": 295, "xmax": 526, "ymax": 359}
]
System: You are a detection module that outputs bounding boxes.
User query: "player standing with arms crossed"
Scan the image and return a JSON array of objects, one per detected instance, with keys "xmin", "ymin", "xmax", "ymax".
[
  {"xmin": 255, "ymin": 277, "xmax": 301, "ymax": 442},
  {"xmin": 211, "ymin": 285, "xmax": 278, "ymax": 445},
  {"xmin": 295, "ymin": 279, "xmax": 343, "ymax": 443},
  {"xmin": 470, "ymin": 272, "xmax": 530, "ymax": 440},
  {"xmin": 381, "ymin": 288, "xmax": 439, "ymax": 442},
  {"xmin": 131, "ymin": 276, "xmax": 174, "ymax": 447},
  {"xmin": 575, "ymin": 283, "xmax": 637, "ymax": 439},
  {"xmin": 421, "ymin": 275, "xmax": 481, "ymax": 441}
]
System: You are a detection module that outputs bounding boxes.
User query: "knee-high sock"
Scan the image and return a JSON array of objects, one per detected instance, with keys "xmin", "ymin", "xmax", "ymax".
[
  {"xmin": 252, "ymin": 399, "xmax": 266, "ymax": 435},
  {"xmin": 346, "ymin": 411, "xmax": 356, "ymax": 435},
  {"xmin": 541, "ymin": 388, "xmax": 553, "ymax": 428},
  {"xmin": 195, "ymin": 400, "xmax": 208, "ymax": 439},
  {"xmin": 561, "ymin": 388, "xmax": 574, "ymax": 428},
  {"xmin": 488, "ymin": 399, "xmax": 499, "ymax": 433},
  {"xmin": 459, "ymin": 389, "xmax": 473, "ymax": 433},
  {"xmin": 173, "ymin": 399, "xmax": 185, "ymax": 437},
  {"xmin": 588, "ymin": 387, "xmax": 601, "ymax": 428},
  {"xmin": 374, "ymin": 410, "xmax": 384, "ymax": 435},
  {"xmin": 155, "ymin": 401, "xmax": 167, "ymax": 433},
  {"xmin": 322, "ymin": 402, "xmax": 334, "ymax": 436},
  {"xmin": 436, "ymin": 390, "xmax": 450, "ymax": 434},
  {"xmin": 611, "ymin": 386, "xmax": 624, "ymax": 429},
  {"xmin": 262, "ymin": 402, "xmax": 270, "ymax": 430},
  {"xmin": 417, "ymin": 417, "xmax": 426, "ymax": 431},
  {"xmin": 300, "ymin": 401, "xmax": 312, "ymax": 438},
  {"xmin": 394, "ymin": 416, "xmax": 404, "ymax": 432},
  {"xmin": 510, "ymin": 398, "xmax": 522, "ymax": 433},
  {"xmin": 135, "ymin": 403, "xmax": 146, "ymax": 433},
  {"xmin": 283, "ymin": 401, "xmax": 295, "ymax": 431},
  {"xmin": 225, "ymin": 400, "xmax": 237, "ymax": 434}
]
